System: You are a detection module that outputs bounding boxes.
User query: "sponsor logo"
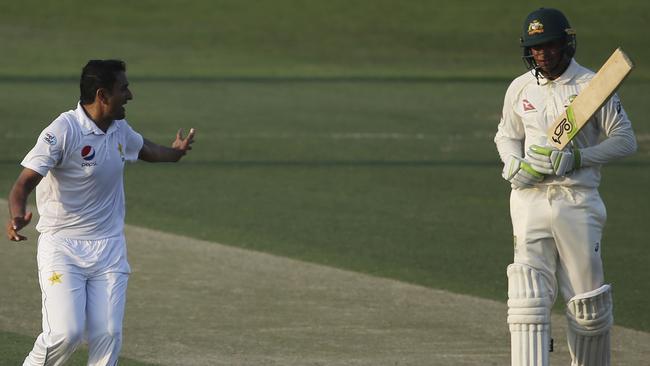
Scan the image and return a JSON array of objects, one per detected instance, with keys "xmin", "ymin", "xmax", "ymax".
[
  {"xmin": 81, "ymin": 145, "xmax": 95, "ymax": 161},
  {"xmin": 522, "ymin": 99, "xmax": 536, "ymax": 111},
  {"xmin": 551, "ymin": 106, "xmax": 576, "ymax": 144},
  {"xmin": 527, "ymin": 20, "xmax": 544, "ymax": 36},
  {"xmin": 43, "ymin": 132, "xmax": 57, "ymax": 145},
  {"xmin": 81, "ymin": 145, "xmax": 97, "ymax": 167},
  {"xmin": 552, "ymin": 117, "xmax": 572, "ymax": 144}
]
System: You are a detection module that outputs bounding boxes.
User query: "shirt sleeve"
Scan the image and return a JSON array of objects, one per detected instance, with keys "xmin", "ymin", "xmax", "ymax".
[
  {"xmin": 494, "ymin": 81, "xmax": 525, "ymax": 163},
  {"xmin": 580, "ymin": 93, "xmax": 637, "ymax": 166},
  {"xmin": 21, "ymin": 118, "xmax": 70, "ymax": 177},
  {"xmin": 122, "ymin": 121, "xmax": 144, "ymax": 162}
]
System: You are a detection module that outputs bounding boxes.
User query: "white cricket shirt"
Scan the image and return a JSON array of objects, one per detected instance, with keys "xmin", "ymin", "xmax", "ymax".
[
  {"xmin": 494, "ymin": 59, "xmax": 636, "ymax": 188},
  {"xmin": 22, "ymin": 103, "xmax": 144, "ymax": 240}
]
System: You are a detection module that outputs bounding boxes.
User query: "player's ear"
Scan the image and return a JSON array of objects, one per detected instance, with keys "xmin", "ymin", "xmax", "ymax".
[{"xmin": 96, "ymin": 88, "xmax": 110, "ymax": 104}]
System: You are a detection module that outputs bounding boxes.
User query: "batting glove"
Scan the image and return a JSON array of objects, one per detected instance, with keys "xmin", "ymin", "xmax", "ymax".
[
  {"xmin": 527, "ymin": 145, "xmax": 582, "ymax": 176},
  {"xmin": 502, "ymin": 155, "xmax": 544, "ymax": 189}
]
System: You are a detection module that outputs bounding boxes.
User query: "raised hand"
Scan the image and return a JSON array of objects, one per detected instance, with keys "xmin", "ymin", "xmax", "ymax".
[{"xmin": 172, "ymin": 128, "xmax": 196, "ymax": 155}]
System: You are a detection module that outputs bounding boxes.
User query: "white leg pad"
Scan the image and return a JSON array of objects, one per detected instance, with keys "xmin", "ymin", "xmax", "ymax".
[
  {"xmin": 507, "ymin": 263, "xmax": 555, "ymax": 366},
  {"xmin": 566, "ymin": 284, "xmax": 613, "ymax": 366}
]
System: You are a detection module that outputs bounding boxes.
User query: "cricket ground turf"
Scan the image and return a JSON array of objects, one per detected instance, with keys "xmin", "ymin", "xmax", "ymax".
[{"xmin": 2, "ymin": 203, "xmax": 649, "ymax": 365}]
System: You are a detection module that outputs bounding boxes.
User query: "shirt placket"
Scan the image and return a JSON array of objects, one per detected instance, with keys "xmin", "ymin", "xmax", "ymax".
[{"xmin": 545, "ymin": 82, "xmax": 563, "ymax": 130}]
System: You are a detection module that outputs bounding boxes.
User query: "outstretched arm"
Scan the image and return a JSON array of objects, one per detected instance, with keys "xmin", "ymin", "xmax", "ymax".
[
  {"xmin": 139, "ymin": 128, "xmax": 196, "ymax": 163},
  {"xmin": 7, "ymin": 168, "xmax": 43, "ymax": 241}
]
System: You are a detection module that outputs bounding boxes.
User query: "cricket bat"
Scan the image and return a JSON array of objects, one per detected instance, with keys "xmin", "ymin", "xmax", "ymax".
[{"xmin": 547, "ymin": 48, "xmax": 634, "ymax": 149}]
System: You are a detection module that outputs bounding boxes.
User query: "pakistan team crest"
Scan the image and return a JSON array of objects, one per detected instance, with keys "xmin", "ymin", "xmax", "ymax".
[{"xmin": 118, "ymin": 143, "xmax": 125, "ymax": 161}]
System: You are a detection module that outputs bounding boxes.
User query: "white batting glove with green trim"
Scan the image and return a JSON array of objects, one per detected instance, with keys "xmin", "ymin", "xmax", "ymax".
[
  {"xmin": 502, "ymin": 155, "xmax": 544, "ymax": 189},
  {"xmin": 527, "ymin": 145, "xmax": 582, "ymax": 176}
]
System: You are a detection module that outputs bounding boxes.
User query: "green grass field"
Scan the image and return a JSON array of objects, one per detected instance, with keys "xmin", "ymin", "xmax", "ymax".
[
  {"xmin": 1, "ymin": 1, "xmax": 649, "ymax": 364},
  {"xmin": 2, "ymin": 0, "xmax": 649, "ymax": 79}
]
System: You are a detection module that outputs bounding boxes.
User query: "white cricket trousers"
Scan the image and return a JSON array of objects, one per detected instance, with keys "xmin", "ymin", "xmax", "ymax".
[
  {"xmin": 23, "ymin": 234, "xmax": 130, "ymax": 366},
  {"xmin": 510, "ymin": 185, "xmax": 606, "ymax": 301}
]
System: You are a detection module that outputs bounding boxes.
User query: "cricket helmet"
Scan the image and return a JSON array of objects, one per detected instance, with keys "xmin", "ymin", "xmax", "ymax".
[{"xmin": 520, "ymin": 8, "xmax": 576, "ymax": 71}]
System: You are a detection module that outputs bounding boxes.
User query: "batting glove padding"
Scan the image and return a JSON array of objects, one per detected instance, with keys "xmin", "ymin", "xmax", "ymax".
[
  {"xmin": 527, "ymin": 145, "xmax": 582, "ymax": 177},
  {"xmin": 502, "ymin": 155, "xmax": 544, "ymax": 189}
]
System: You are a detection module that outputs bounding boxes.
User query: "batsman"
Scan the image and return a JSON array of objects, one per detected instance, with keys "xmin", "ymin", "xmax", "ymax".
[{"xmin": 494, "ymin": 8, "xmax": 637, "ymax": 366}]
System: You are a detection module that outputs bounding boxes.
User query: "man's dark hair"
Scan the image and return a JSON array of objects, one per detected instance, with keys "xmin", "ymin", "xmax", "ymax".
[{"xmin": 79, "ymin": 59, "xmax": 126, "ymax": 104}]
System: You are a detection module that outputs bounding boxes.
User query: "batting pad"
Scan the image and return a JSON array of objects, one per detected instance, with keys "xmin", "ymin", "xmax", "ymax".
[
  {"xmin": 566, "ymin": 284, "xmax": 613, "ymax": 366},
  {"xmin": 507, "ymin": 263, "xmax": 555, "ymax": 366}
]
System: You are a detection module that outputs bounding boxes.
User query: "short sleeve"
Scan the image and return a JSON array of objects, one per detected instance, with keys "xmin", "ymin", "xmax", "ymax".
[
  {"xmin": 122, "ymin": 121, "xmax": 144, "ymax": 162},
  {"xmin": 21, "ymin": 118, "xmax": 70, "ymax": 177}
]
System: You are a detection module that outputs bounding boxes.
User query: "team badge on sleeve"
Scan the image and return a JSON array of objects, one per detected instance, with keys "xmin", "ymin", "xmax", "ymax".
[{"xmin": 43, "ymin": 132, "xmax": 57, "ymax": 145}]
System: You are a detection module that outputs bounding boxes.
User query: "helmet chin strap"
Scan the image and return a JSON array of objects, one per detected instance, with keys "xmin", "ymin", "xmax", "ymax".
[
  {"xmin": 522, "ymin": 54, "xmax": 544, "ymax": 85},
  {"xmin": 524, "ymin": 47, "xmax": 572, "ymax": 85},
  {"xmin": 533, "ymin": 67, "xmax": 543, "ymax": 85}
]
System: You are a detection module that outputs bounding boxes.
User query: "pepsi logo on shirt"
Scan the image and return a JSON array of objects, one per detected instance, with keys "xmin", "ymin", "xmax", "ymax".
[
  {"xmin": 81, "ymin": 145, "xmax": 97, "ymax": 167},
  {"xmin": 81, "ymin": 145, "xmax": 95, "ymax": 160}
]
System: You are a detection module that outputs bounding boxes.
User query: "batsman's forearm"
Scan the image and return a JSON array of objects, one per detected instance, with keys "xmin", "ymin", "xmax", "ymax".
[{"xmin": 580, "ymin": 132, "xmax": 637, "ymax": 167}]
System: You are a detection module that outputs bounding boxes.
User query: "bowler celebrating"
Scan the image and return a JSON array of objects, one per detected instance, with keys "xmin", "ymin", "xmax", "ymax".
[{"xmin": 6, "ymin": 59, "xmax": 195, "ymax": 365}]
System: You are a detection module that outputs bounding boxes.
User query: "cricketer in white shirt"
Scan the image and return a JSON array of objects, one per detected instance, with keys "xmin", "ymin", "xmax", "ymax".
[
  {"xmin": 7, "ymin": 60, "xmax": 195, "ymax": 366},
  {"xmin": 495, "ymin": 59, "xmax": 636, "ymax": 189},
  {"xmin": 495, "ymin": 56, "xmax": 636, "ymax": 366},
  {"xmin": 24, "ymin": 103, "xmax": 144, "ymax": 241}
]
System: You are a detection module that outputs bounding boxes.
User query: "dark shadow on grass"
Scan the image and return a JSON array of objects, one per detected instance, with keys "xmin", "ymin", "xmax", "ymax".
[
  {"xmin": 155, "ymin": 159, "xmax": 650, "ymax": 168},
  {"xmin": 180, "ymin": 159, "xmax": 501, "ymax": 167},
  {"xmin": 2, "ymin": 75, "xmax": 650, "ymax": 84},
  {"xmin": 0, "ymin": 159, "xmax": 500, "ymax": 167},
  {"xmin": 1, "ymin": 159, "xmax": 648, "ymax": 167},
  {"xmin": 0, "ymin": 75, "xmax": 521, "ymax": 84}
]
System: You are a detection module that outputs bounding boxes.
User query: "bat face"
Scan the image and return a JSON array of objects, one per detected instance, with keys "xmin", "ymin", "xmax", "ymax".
[{"xmin": 547, "ymin": 48, "xmax": 634, "ymax": 149}]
